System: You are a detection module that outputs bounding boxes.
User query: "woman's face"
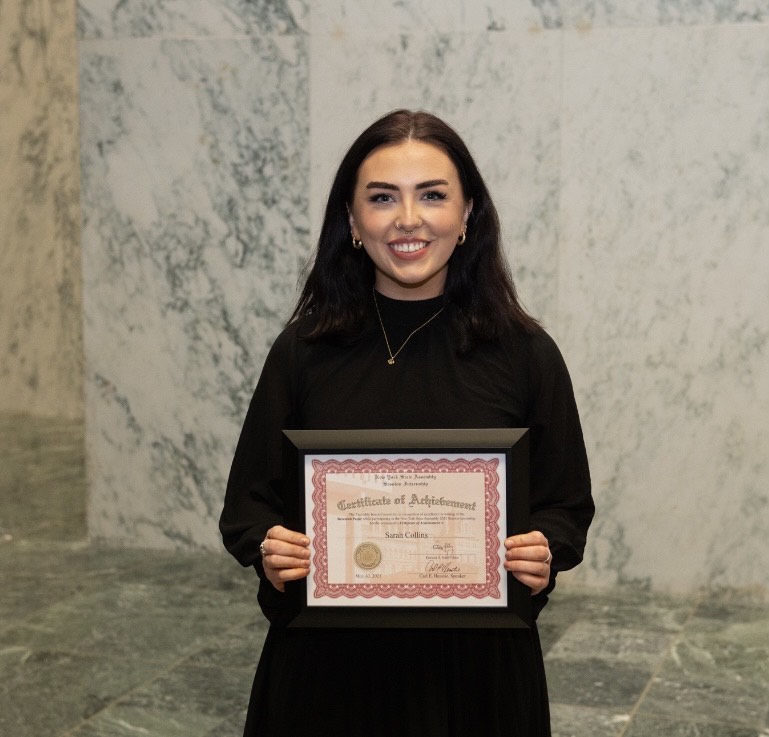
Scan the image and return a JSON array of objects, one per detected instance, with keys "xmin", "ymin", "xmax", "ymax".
[{"xmin": 348, "ymin": 140, "xmax": 472, "ymax": 300}]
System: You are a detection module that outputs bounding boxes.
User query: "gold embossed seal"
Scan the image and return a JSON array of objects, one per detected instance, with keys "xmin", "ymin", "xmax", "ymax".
[{"xmin": 354, "ymin": 542, "xmax": 382, "ymax": 570}]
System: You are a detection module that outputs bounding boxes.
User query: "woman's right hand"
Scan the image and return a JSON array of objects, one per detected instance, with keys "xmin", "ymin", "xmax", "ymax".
[{"xmin": 260, "ymin": 525, "xmax": 311, "ymax": 592}]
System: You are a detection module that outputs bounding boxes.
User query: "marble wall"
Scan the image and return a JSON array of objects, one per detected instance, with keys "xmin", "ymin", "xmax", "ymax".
[
  {"xmin": 78, "ymin": 1, "xmax": 769, "ymax": 592},
  {"xmin": 78, "ymin": 1, "xmax": 309, "ymax": 548},
  {"xmin": 0, "ymin": 0, "xmax": 83, "ymax": 419}
]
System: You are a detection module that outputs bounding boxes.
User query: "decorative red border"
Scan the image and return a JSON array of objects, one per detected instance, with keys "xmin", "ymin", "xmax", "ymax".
[{"xmin": 310, "ymin": 457, "xmax": 502, "ymax": 600}]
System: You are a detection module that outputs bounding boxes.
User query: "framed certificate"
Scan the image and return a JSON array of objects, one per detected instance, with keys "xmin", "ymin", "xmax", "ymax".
[{"xmin": 281, "ymin": 428, "xmax": 531, "ymax": 628}]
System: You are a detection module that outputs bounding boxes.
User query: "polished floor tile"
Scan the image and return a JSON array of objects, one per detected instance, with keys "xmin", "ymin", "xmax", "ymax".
[
  {"xmin": 0, "ymin": 414, "xmax": 86, "ymax": 543},
  {"xmin": 1, "ymin": 414, "xmax": 768, "ymax": 737}
]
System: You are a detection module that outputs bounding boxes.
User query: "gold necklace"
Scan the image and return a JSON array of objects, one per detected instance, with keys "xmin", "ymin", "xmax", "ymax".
[{"xmin": 372, "ymin": 288, "xmax": 444, "ymax": 365}]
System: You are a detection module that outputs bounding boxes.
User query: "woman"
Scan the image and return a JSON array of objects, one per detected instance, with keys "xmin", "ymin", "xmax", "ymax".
[{"xmin": 220, "ymin": 109, "xmax": 593, "ymax": 736}]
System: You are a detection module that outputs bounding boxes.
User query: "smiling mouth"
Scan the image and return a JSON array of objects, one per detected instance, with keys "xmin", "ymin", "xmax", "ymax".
[{"xmin": 390, "ymin": 241, "xmax": 428, "ymax": 253}]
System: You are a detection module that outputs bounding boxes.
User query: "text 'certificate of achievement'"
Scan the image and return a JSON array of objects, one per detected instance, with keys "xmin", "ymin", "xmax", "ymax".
[
  {"xmin": 282, "ymin": 429, "xmax": 531, "ymax": 628},
  {"xmin": 311, "ymin": 455, "xmax": 503, "ymax": 604}
]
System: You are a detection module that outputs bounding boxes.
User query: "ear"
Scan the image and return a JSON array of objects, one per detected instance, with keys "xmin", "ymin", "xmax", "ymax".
[
  {"xmin": 347, "ymin": 206, "xmax": 357, "ymax": 236},
  {"xmin": 463, "ymin": 198, "xmax": 473, "ymax": 225}
]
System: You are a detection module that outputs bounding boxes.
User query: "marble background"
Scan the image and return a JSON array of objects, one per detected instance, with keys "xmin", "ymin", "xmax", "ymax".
[
  {"xmin": 78, "ymin": 0, "xmax": 309, "ymax": 548},
  {"xmin": 2, "ymin": 0, "xmax": 756, "ymax": 592},
  {"xmin": 0, "ymin": 0, "xmax": 83, "ymax": 419}
]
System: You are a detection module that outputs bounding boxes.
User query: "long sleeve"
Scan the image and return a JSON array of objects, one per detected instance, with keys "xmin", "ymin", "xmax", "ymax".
[
  {"xmin": 219, "ymin": 327, "xmax": 301, "ymax": 567},
  {"xmin": 219, "ymin": 327, "xmax": 308, "ymax": 624},
  {"xmin": 523, "ymin": 330, "xmax": 594, "ymax": 611}
]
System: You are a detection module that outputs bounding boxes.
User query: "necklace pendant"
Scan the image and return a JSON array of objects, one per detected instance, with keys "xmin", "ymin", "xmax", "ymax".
[{"xmin": 372, "ymin": 287, "xmax": 444, "ymax": 369}]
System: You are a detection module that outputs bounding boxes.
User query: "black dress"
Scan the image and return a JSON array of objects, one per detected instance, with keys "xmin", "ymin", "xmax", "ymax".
[{"xmin": 220, "ymin": 293, "xmax": 593, "ymax": 737}]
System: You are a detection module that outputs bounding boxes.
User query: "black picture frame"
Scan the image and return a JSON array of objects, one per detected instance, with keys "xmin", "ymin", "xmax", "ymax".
[{"xmin": 281, "ymin": 428, "xmax": 531, "ymax": 629}]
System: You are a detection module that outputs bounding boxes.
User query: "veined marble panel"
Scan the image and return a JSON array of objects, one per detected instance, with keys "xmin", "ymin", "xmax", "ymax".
[
  {"xmin": 559, "ymin": 24, "xmax": 769, "ymax": 590},
  {"xmin": 310, "ymin": 0, "xmax": 769, "ymax": 35},
  {"xmin": 79, "ymin": 33, "xmax": 308, "ymax": 547},
  {"xmin": 310, "ymin": 25, "xmax": 562, "ymax": 324},
  {"xmin": 526, "ymin": 0, "xmax": 769, "ymax": 29},
  {"xmin": 310, "ymin": 0, "xmax": 546, "ymax": 34},
  {"xmin": 0, "ymin": 0, "xmax": 83, "ymax": 418},
  {"xmin": 78, "ymin": 0, "xmax": 308, "ymax": 39}
]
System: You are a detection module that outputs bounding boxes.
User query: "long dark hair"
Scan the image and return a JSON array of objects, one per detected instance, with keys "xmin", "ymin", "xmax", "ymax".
[{"xmin": 290, "ymin": 109, "xmax": 539, "ymax": 349}]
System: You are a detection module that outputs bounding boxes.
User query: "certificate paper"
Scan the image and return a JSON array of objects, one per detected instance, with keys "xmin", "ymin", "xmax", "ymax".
[
  {"xmin": 282, "ymin": 429, "xmax": 531, "ymax": 628},
  {"xmin": 307, "ymin": 454, "xmax": 505, "ymax": 607}
]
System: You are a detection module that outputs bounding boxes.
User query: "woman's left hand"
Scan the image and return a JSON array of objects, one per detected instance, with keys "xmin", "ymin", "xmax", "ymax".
[{"xmin": 504, "ymin": 531, "xmax": 552, "ymax": 596}]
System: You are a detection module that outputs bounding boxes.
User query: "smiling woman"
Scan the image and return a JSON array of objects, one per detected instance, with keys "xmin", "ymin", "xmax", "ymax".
[
  {"xmin": 348, "ymin": 140, "xmax": 472, "ymax": 300},
  {"xmin": 219, "ymin": 109, "xmax": 594, "ymax": 737}
]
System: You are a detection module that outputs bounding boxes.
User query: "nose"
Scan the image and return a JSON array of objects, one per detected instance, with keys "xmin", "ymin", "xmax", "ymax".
[{"xmin": 396, "ymin": 200, "xmax": 422, "ymax": 232}]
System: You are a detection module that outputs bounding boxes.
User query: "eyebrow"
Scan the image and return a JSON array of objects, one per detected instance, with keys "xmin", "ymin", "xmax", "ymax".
[{"xmin": 365, "ymin": 179, "xmax": 450, "ymax": 190}]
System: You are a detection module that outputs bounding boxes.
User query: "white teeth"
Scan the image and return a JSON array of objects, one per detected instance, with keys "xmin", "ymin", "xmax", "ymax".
[{"xmin": 391, "ymin": 241, "xmax": 427, "ymax": 253}]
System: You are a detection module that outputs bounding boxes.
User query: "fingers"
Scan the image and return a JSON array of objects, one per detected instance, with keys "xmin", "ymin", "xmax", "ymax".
[
  {"xmin": 510, "ymin": 569, "xmax": 549, "ymax": 596},
  {"xmin": 264, "ymin": 563, "xmax": 310, "ymax": 593},
  {"xmin": 505, "ymin": 530, "xmax": 548, "ymax": 552},
  {"xmin": 504, "ymin": 531, "xmax": 549, "ymax": 562},
  {"xmin": 504, "ymin": 530, "xmax": 551, "ymax": 596},
  {"xmin": 261, "ymin": 525, "xmax": 311, "ymax": 592},
  {"xmin": 505, "ymin": 559, "xmax": 550, "ymax": 596},
  {"xmin": 262, "ymin": 525, "xmax": 310, "ymax": 558}
]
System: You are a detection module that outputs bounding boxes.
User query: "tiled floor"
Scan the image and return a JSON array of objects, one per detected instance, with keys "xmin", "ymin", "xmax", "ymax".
[{"xmin": 1, "ymin": 414, "xmax": 768, "ymax": 737}]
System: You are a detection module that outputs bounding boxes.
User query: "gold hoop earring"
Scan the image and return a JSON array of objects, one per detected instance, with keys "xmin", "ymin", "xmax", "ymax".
[
  {"xmin": 352, "ymin": 234, "xmax": 363, "ymax": 250},
  {"xmin": 456, "ymin": 227, "xmax": 467, "ymax": 246}
]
